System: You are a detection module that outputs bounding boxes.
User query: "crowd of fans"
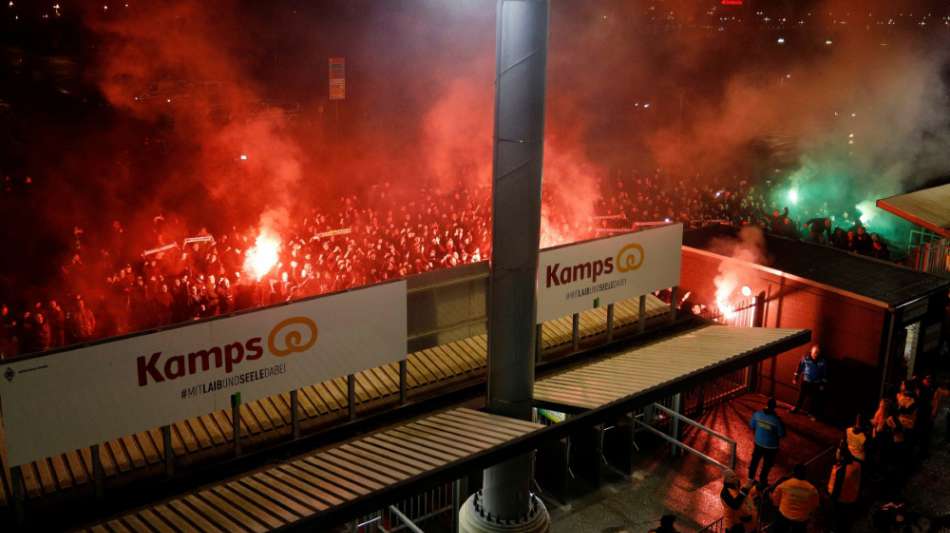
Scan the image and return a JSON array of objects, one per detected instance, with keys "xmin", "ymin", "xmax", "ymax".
[
  {"xmin": 597, "ymin": 173, "xmax": 893, "ymax": 260},
  {"xmin": 0, "ymin": 181, "xmax": 492, "ymax": 358},
  {"xmin": 0, "ymin": 173, "xmax": 901, "ymax": 359}
]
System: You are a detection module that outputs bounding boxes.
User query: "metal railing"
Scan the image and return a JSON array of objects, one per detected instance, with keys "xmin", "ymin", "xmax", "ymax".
[
  {"xmin": 351, "ymin": 479, "xmax": 465, "ymax": 533},
  {"xmin": 700, "ymin": 296, "xmax": 758, "ymax": 328},
  {"xmin": 697, "ymin": 516, "xmax": 725, "ymax": 533},
  {"xmin": 633, "ymin": 402, "xmax": 738, "ymax": 471},
  {"xmin": 907, "ymin": 229, "xmax": 949, "ymax": 276}
]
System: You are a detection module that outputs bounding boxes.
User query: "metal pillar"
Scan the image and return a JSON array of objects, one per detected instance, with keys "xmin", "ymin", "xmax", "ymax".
[
  {"xmin": 571, "ymin": 314, "xmax": 580, "ymax": 351},
  {"xmin": 11, "ymin": 465, "xmax": 24, "ymax": 524},
  {"xmin": 461, "ymin": 1, "xmax": 550, "ymax": 531},
  {"xmin": 535, "ymin": 323, "xmax": 544, "ymax": 362},
  {"xmin": 670, "ymin": 393, "xmax": 682, "ymax": 457},
  {"xmin": 290, "ymin": 390, "xmax": 300, "ymax": 439},
  {"xmin": 669, "ymin": 286, "xmax": 678, "ymax": 323},
  {"xmin": 399, "ymin": 359, "xmax": 408, "ymax": 404},
  {"xmin": 638, "ymin": 295, "xmax": 647, "ymax": 333},
  {"xmin": 231, "ymin": 397, "xmax": 242, "ymax": 457},
  {"xmin": 348, "ymin": 374, "xmax": 357, "ymax": 421},
  {"xmin": 92, "ymin": 444, "xmax": 104, "ymax": 500},
  {"xmin": 606, "ymin": 303, "xmax": 614, "ymax": 342},
  {"xmin": 162, "ymin": 425, "xmax": 174, "ymax": 477}
]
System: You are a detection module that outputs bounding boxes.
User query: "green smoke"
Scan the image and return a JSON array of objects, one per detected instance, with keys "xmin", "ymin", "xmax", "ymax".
[{"xmin": 767, "ymin": 154, "xmax": 913, "ymax": 246}]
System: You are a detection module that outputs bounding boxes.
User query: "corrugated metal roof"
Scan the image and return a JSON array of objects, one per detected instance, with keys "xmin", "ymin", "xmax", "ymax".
[
  {"xmin": 684, "ymin": 225, "xmax": 949, "ymax": 307},
  {"xmin": 534, "ymin": 326, "xmax": 807, "ymax": 410},
  {"xmin": 877, "ymin": 183, "xmax": 950, "ymax": 238},
  {"xmin": 82, "ymin": 408, "xmax": 542, "ymax": 533}
]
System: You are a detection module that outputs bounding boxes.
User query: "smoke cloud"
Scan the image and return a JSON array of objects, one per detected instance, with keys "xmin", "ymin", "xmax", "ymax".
[{"xmin": 3, "ymin": 0, "xmax": 950, "ymax": 301}]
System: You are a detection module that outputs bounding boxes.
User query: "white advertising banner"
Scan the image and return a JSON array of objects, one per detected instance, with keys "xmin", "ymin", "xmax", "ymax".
[
  {"xmin": 537, "ymin": 224, "xmax": 682, "ymax": 323},
  {"xmin": 0, "ymin": 281, "xmax": 406, "ymax": 466}
]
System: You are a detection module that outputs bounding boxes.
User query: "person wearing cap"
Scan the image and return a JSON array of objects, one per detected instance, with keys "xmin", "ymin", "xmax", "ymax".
[
  {"xmin": 748, "ymin": 397, "xmax": 786, "ymax": 485},
  {"xmin": 771, "ymin": 464, "xmax": 819, "ymax": 532},
  {"xmin": 720, "ymin": 470, "xmax": 758, "ymax": 532}
]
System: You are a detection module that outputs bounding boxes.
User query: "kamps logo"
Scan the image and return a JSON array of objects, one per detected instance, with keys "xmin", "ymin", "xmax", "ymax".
[
  {"xmin": 544, "ymin": 241, "xmax": 646, "ymax": 288},
  {"xmin": 615, "ymin": 243, "xmax": 644, "ymax": 273},
  {"xmin": 136, "ymin": 316, "xmax": 318, "ymax": 386},
  {"xmin": 268, "ymin": 317, "xmax": 319, "ymax": 356}
]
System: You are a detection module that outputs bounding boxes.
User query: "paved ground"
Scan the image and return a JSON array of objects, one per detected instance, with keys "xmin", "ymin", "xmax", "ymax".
[
  {"xmin": 547, "ymin": 394, "xmax": 841, "ymax": 532},
  {"xmin": 547, "ymin": 392, "xmax": 950, "ymax": 533}
]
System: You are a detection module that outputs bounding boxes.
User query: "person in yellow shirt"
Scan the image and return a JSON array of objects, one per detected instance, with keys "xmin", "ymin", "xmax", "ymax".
[
  {"xmin": 828, "ymin": 449, "xmax": 861, "ymax": 532},
  {"xmin": 771, "ymin": 464, "xmax": 819, "ymax": 533},
  {"xmin": 845, "ymin": 414, "xmax": 867, "ymax": 463}
]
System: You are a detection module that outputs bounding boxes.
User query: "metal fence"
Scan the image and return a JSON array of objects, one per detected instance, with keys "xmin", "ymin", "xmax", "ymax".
[
  {"xmin": 907, "ymin": 229, "xmax": 949, "ymax": 276},
  {"xmin": 700, "ymin": 296, "xmax": 758, "ymax": 328},
  {"xmin": 697, "ymin": 516, "xmax": 725, "ymax": 533},
  {"xmin": 351, "ymin": 480, "xmax": 464, "ymax": 533}
]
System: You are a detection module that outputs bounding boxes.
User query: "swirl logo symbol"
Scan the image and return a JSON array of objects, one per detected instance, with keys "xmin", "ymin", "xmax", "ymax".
[
  {"xmin": 616, "ymin": 243, "xmax": 645, "ymax": 273},
  {"xmin": 268, "ymin": 317, "xmax": 318, "ymax": 357}
]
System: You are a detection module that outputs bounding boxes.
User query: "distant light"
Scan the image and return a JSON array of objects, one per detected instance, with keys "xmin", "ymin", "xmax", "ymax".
[
  {"xmin": 165, "ymin": 98, "xmax": 171, "ymax": 103},
  {"xmin": 825, "ymin": 39, "xmax": 833, "ymax": 45},
  {"xmin": 777, "ymin": 37, "xmax": 786, "ymax": 44},
  {"xmin": 103, "ymin": 4, "xmax": 108, "ymax": 10},
  {"xmin": 664, "ymin": 218, "xmax": 671, "ymax": 223},
  {"xmin": 239, "ymin": 154, "xmax": 248, "ymax": 161},
  {"xmin": 788, "ymin": 188, "xmax": 799, "ymax": 205},
  {"xmin": 741, "ymin": 286, "xmax": 752, "ymax": 297},
  {"xmin": 643, "ymin": 103, "xmax": 651, "ymax": 108},
  {"xmin": 848, "ymin": 132, "xmax": 854, "ymax": 138}
]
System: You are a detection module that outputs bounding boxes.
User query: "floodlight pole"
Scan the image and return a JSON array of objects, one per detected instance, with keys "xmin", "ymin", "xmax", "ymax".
[{"xmin": 459, "ymin": 1, "xmax": 550, "ymax": 531}]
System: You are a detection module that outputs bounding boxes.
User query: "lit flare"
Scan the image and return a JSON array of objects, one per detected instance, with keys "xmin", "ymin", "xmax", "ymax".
[{"xmin": 244, "ymin": 231, "xmax": 281, "ymax": 280}]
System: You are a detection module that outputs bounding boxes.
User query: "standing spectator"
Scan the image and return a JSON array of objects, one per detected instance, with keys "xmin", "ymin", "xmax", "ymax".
[
  {"xmin": 872, "ymin": 396, "xmax": 905, "ymax": 488},
  {"xmin": 932, "ymin": 377, "xmax": 950, "ymax": 443},
  {"xmin": 771, "ymin": 464, "xmax": 819, "ymax": 533},
  {"xmin": 48, "ymin": 299, "xmax": 66, "ymax": 347},
  {"xmin": 870, "ymin": 234, "xmax": 890, "ymax": 260},
  {"xmin": 804, "ymin": 217, "xmax": 831, "ymax": 244},
  {"xmin": 854, "ymin": 225, "xmax": 872, "ymax": 255},
  {"xmin": 34, "ymin": 312, "xmax": 52, "ymax": 353},
  {"xmin": 831, "ymin": 227, "xmax": 848, "ymax": 249},
  {"xmin": 648, "ymin": 514, "xmax": 679, "ymax": 533},
  {"xmin": 845, "ymin": 414, "xmax": 868, "ymax": 463},
  {"xmin": 0, "ymin": 303, "xmax": 18, "ymax": 358},
  {"xmin": 896, "ymin": 380, "xmax": 918, "ymax": 455},
  {"xmin": 827, "ymin": 448, "xmax": 861, "ymax": 532},
  {"xmin": 791, "ymin": 345, "xmax": 828, "ymax": 419},
  {"xmin": 749, "ymin": 397, "xmax": 786, "ymax": 485},
  {"xmin": 67, "ymin": 295, "xmax": 97, "ymax": 343},
  {"xmin": 915, "ymin": 375, "xmax": 935, "ymax": 457}
]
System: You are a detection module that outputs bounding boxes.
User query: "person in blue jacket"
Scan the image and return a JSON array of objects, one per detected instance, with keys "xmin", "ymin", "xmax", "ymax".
[
  {"xmin": 749, "ymin": 397, "xmax": 786, "ymax": 485},
  {"xmin": 791, "ymin": 345, "xmax": 828, "ymax": 419}
]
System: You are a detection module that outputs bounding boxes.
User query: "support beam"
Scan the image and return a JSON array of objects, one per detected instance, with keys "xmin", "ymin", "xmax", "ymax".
[
  {"xmin": 461, "ymin": 1, "xmax": 550, "ymax": 531},
  {"xmin": 606, "ymin": 303, "xmax": 615, "ymax": 342}
]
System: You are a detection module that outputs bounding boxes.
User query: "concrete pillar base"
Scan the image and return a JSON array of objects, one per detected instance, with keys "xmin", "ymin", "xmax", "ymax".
[{"xmin": 458, "ymin": 490, "xmax": 550, "ymax": 533}]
